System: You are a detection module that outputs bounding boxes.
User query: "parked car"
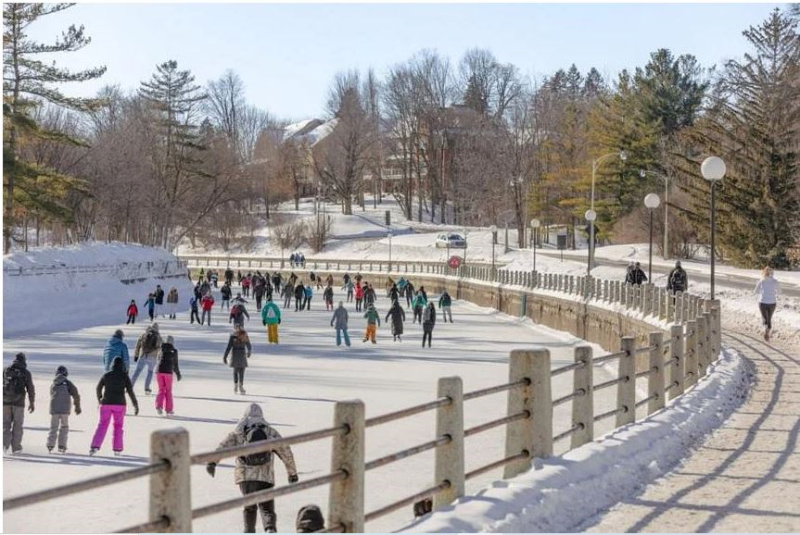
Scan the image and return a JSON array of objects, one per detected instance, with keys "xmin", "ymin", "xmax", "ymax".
[{"xmin": 435, "ymin": 233, "xmax": 467, "ymax": 248}]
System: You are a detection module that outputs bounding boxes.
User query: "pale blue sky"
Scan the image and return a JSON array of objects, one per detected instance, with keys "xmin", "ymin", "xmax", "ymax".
[{"xmin": 27, "ymin": 2, "xmax": 784, "ymax": 120}]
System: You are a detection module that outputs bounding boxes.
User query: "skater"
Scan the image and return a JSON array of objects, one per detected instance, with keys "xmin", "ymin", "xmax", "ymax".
[
  {"xmin": 103, "ymin": 329, "xmax": 130, "ymax": 372},
  {"xmin": 405, "ymin": 281, "xmax": 415, "ymax": 308},
  {"xmin": 200, "ymin": 279, "xmax": 211, "ymax": 297},
  {"xmin": 343, "ymin": 279, "xmax": 354, "ymax": 303},
  {"xmin": 166, "ymin": 287, "xmax": 179, "ymax": 319},
  {"xmin": 224, "ymin": 325, "xmax": 252, "ymax": 394},
  {"xmin": 343, "ymin": 272, "xmax": 351, "ymax": 286},
  {"xmin": 412, "ymin": 291, "xmax": 427, "ymax": 324},
  {"xmin": 221, "ymin": 281, "xmax": 232, "ymax": 311},
  {"xmin": 242, "ymin": 274, "xmax": 251, "ymax": 298},
  {"xmin": 294, "ymin": 281, "xmax": 305, "ymax": 312},
  {"xmin": 363, "ymin": 303, "xmax": 381, "ymax": 344},
  {"xmin": 154, "ymin": 285, "xmax": 165, "ymax": 318},
  {"xmin": 132, "ymin": 323, "xmax": 162, "ymax": 394},
  {"xmin": 201, "ymin": 292, "xmax": 215, "ymax": 325},
  {"xmin": 155, "ymin": 335, "xmax": 181, "ymax": 416},
  {"xmin": 126, "ymin": 300, "xmax": 138, "ymax": 324},
  {"xmin": 303, "ymin": 284, "xmax": 313, "ymax": 311},
  {"xmin": 282, "ymin": 281, "xmax": 294, "ymax": 309},
  {"xmin": 755, "ymin": 266, "xmax": 780, "ymax": 342},
  {"xmin": 3, "ymin": 353, "xmax": 35, "ymax": 454},
  {"xmin": 330, "ymin": 301, "xmax": 351, "ymax": 347},
  {"xmin": 325, "ymin": 273, "xmax": 334, "ymax": 288},
  {"xmin": 90, "ymin": 357, "xmax": 138, "ymax": 456},
  {"xmin": 355, "ymin": 282, "xmax": 364, "ymax": 312},
  {"xmin": 667, "ymin": 261, "xmax": 688, "ymax": 295},
  {"xmin": 355, "ymin": 272, "xmax": 363, "ymax": 284},
  {"xmin": 261, "ymin": 297, "xmax": 281, "ymax": 344},
  {"xmin": 290, "ymin": 252, "xmax": 297, "ymax": 268},
  {"xmin": 296, "ymin": 505, "xmax": 325, "ymax": 533},
  {"xmin": 385, "ymin": 300, "xmax": 406, "ymax": 342},
  {"xmin": 364, "ymin": 283, "xmax": 377, "ymax": 308},
  {"xmin": 47, "ymin": 366, "xmax": 81, "ymax": 453},
  {"xmin": 205, "ymin": 403, "xmax": 298, "ymax": 533},
  {"xmin": 230, "ymin": 300, "xmax": 250, "ymax": 329},
  {"xmin": 418, "ymin": 285, "xmax": 428, "ymax": 301},
  {"xmin": 144, "ymin": 293, "xmax": 156, "ymax": 321},
  {"xmin": 438, "ymin": 291, "xmax": 453, "ymax": 323},
  {"xmin": 397, "ymin": 277, "xmax": 408, "ymax": 296},
  {"xmin": 194, "ymin": 281, "xmax": 202, "ymax": 302},
  {"xmin": 254, "ymin": 279, "xmax": 266, "ymax": 312},
  {"xmin": 189, "ymin": 295, "xmax": 201, "ymax": 324},
  {"xmin": 225, "ymin": 267, "xmax": 234, "ymax": 286},
  {"xmin": 389, "ymin": 283, "xmax": 399, "ymax": 303},
  {"xmin": 422, "ymin": 302, "xmax": 436, "ymax": 348},
  {"xmin": 272, "ymin": 272, "xmax": 282, "ymax": 294},
  {"xmin": 324, "ymin": 284, "xmax": 334, "ymax": 311}
]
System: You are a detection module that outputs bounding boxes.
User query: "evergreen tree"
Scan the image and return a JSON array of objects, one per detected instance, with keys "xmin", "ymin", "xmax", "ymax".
[
  {"xmin": 462, "ymin": 74, "xmax": 489, "ymax": 115},
  {"xmin": 3, "ymin": 3, "xmax": 106, "ymax": 252}
]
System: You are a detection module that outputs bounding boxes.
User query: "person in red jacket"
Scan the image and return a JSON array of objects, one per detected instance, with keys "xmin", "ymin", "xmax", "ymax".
[
  {"xmin": 201, "ymin": 294, "xmax": 215, "ymax": 326},
  {"xmin": 126, "ymin": 300, "xmax": 138, "ymax": 325},
  {"xmin": 355, "ymin": 282, "xmax": 365, "ymax": 312}
]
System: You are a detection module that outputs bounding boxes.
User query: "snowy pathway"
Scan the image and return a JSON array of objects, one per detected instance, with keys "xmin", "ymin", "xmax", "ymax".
[
  {"xmin": 586, "ymin": 333, "xmax": 800, "ymax": 533},
  {"xmin": 3, "ymin": 287, "xmax": 617, "ymax": 533}
]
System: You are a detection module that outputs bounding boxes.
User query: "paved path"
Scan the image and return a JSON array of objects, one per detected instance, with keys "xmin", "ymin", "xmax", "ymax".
[{"xmin": 587, "ymin": 332, "xmax": 800, "ymax": 533}]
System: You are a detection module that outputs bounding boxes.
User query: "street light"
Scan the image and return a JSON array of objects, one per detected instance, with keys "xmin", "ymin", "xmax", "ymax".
[
  {"xmin": 530, "ymin": 218, "xmax": 541, "ymax": 280},
  {"xmin": 644, "ymin": 193, "xmax": 661, "ymax": 282},
  {"xmin": 387, "ymin": 231, "xmax": 393, "ymax": 272},
  {"xmin": 701, "ymin": 156, "xmax": 726, "ymax": 299},
  {"xmin": 584, "ymin": 209, "xmax": 597, "ymax": 278},
  {"xmin": 589, "ymin": 150, "xmax": 627, "ymax": 270},
  {"xmin": 640, "ymin": 169, "xmax": 671, "ymax": 260},
  {"xmin": 490, "ymin": 225, "xmax": 498, "ymax": 272}
]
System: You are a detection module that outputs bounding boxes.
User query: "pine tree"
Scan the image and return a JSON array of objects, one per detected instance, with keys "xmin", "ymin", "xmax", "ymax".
[
  {"xmin": 462, "ymin": 74, "xmax": 488, "ymax": 115},
  {"xmin": 3, "ymin": 3, "xmax": 106, "ymax": 252}
]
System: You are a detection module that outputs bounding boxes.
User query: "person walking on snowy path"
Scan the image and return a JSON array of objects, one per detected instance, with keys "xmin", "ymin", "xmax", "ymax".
[
  {"xmin": 103, "ymin": 329, "xmax": 130, "ymax": 373},
  {"xmin": 422, "ymin": 303, "xmax": 437, "ymax": 348},
  {"xmin": 324, "ymin": 284, "xmax": 334, "ymax": 311},
  {"xmin": 144, "ymin": 293, "xmax": 156, "ymax": 322},
  {"xmin": 205, "ymin": 403, "xmax": 299, "ymax": 533},
  {"xmin": 412, "ymin": 292, "xmax": 427, "ymax": 324},
  {"xmin": 354, "ymin": 282, "xmax": 364, "ymax": 311},
  {"xmin": 90, "ymin": 357, "xmax": 138, "ymax": 456},
  {"xmin": 667, "ymin": 261, "xmax": 688, "ymax": 295},
  {"xmin": 303, "ymin": 285, "xmax": 313, "ymax": 311},
  {"xmin": 126, "ymin": 300, "xmax": 138, "ymax": 324},
  {"xmin": 221, "ymin": 282, "xmax": 232, "ymax": 311},
  {"xmin": 3, "ymin": 353, "xmax": 35, "ymax": 454},
  {"xmin": 189, "ymin": 295, "xmax": 201, "ymax": 325},
  {"xmin": 755, "ymin": 266, "xmax": 781, "ymax": 342},
  {"xmin": 261, "ymin": 297, "xmax": 281, "ymax": 344},
  {"xmin": 224, "ymin": 326, "xmax": 252, "ymax": 395},
  {"xmin": 166, "ymin": 287, "xmax": 179, "ymax": 319},
  {"xmin": 132, "ymin": 323, "xmax": 162, "ymax": 395},
  {"xmin": 201, "ymin": 293, "xmax": 215, "ymax": 326},
  {"xmin": 385, "ymin": 300, "xmax": 405, "ymax": 342},
  {"xmin": 47, "ymin": 366, "xmax": 80, "ymax": 453},
  {"xmin": 154, "ymin": 285, "xmax": 165, "ymax": 318},
  {"xmin": 627, "ymin": 262, "xmax": 647, "ymax": 286},
  {"xmin": 438, "ymin": 291, "xmax": 453, "ymax": 323},
  {"xmin": 363, "ymin": 304, "xmax": 381, "ymax": 344},
  {"xmin": 154, "ymin": 335, "xmax": 181, "ymax": 416},
  {"xmin": 330, "ymin": 302, "xmax": 351, "ymax": 347}
]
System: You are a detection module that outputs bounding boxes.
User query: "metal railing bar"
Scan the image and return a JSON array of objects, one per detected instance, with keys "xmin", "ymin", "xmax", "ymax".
[
  {"xmin": 635, "ymin": 394, "xmax": 658, "ymax": 408},
  {"xmin": 593, "ymin": 406, "xmax": 627, "ymax": 423},
  {"xmin": 3, "ymin": 461, "xmax": 169, "ymax": 511},
  {"xmin": 664, "ymin": 356, "xmax": 679, "ymax": 366},
  {"xmin": 464, "ymin": 411, "xmax": 529, "ymax": 438},
  {"xmin": 594, "ymin": 375, "xmax": 627, "ymax": 391},
  {"xmin": 192, "ymin": 471, "xmax": 347, "ymax": 520},
  {"xmin": 553, "ymin": 389, "xmax": 586, "ymax": 407},
  {"xmin": 190, "ymin": 426, "xmax": 347, "ymax": 465},
  {"xmin": 365, "ymin": 436, "xmax": 450, "ymax": 472},
  {"xmin": 553, "ymin": 423, "xmax": 584, "ymax": 443},
  {"xmin": 665, "ymin": 381, "xmax": 680, "ymax": 392},
  {"xmin": 593, "ymin": 350, "xmax": 628, "ymax": 364},
  {"xmin": 115, "ymin": 517, "xmax": 170, "ymax": 533},
  {"xmin": 365, "ymin": 398, "xmax": 451, "ymax": 428},
  {"xmin": 465, "ymin": 450, "xmax": 530, "ymax": 481},
  {"xmin": 634, "ymin": 344, "xmax": 657, "ymax": 355},
  {"xmin": 635, "ymin": 369, "xmax": 652, "ymax": 379},
  {"xmin": 463, "ymin": 379, "xmax": 529, "ymax": 401},
  {"xmin": 364, "ymin": 481, "xmax": 451, "ymax": 523},
  {"xmin": 551, "ymin": 360, "xmax": 585, "ymax": 377}
]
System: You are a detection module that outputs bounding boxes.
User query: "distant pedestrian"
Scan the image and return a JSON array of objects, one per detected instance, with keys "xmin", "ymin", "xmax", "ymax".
[
  {"xmin": 154, "ymin": 285, "xmax": 165, "ymax": 318},
  {"xmin": 126, "ymin": 300, "xmax": 138, "ymax": 324},
  {"xmin": 230, "ymin": 300, "xmax": 250, "ymax": 329},
  {"xmin": 144, "ymin": 293, "xmax": 156, "ymax": 321},
  {"xmin": 755, "ymin": 266, "xmax": 780, "ymax": 342},
  {"xmin": 364, "ymin": 283, "xmax": 376, "ymax": 307},
  {"xmin": 3, "ymin": 353, "xmax": 35, "ymax": 454},
  {"xmin": 201, "ymin": 293, "xmax": 215, "ymax": 325},
  {"xmin": 90, "ymin": 357, "xmax": 138, "ymax": 456},
  {"xmin": 103, "ymin": 329, "xmax": 130, "ymax": 373},
  {"xmin": 405, "ymin": 281, "xmax": 415, "ymax": 308},
  {"xmin": 155, "ymin": 335, "xmax": 181, "ymax": 416},
  {"xmin": 224, "ymin": 326, "xmax": 252, "ymax": 395},
  {"xmin": 438, "ymin": 291, "xmax": 453, "ymax": 323},
  {"xmin": 385, "ymin": 300, "xmax": 405, "ymax": 342},
  {"xmin": 343, "ymin": 280, "xmax": 354, "ymax": 303},
  {"xmin": 324, "ymin": 284, "xmax": 334, "ymax": 311},
  {"xmin": 189, "ymin": 295, "xmax": 201, "ymax": 324},
  {"xmin": 330, "ymin": 301, "xmax": 351, "ymax": 347},
  {"xmin": 355, "ymin": 282, "xmax": 364, "ymax": 312},
  {"xmin": 294, "ymin": 282, "xmax": 305, "ymax": 311},
  {"xmin": 363, "ymin": 304, "xmax": 381, "ymax": 344},
  {"xmin": 412, "ymin": 292, "xmax": 427, "ymax": 324},
  {"xmin": 166, "ymin": 287, "xmax": 179, "ymax": 319},
  {"xmin": 132, "ymin": 323, "xmax": 162, "ymax": 395},
  {"xmin": 221, "ymin": 282, "xmax": 232, "ymax": 311},
  {"xmin": 667, "ymin": 261, "xmax": 688, "ymax": 295},
  {"xmin": 282, "ymin": 281, "xmax": 294, "ymax": 309},
  {"xmin": 422, "ymin": 303, "xmax": 436, "ymax": 348},
  {"xmin": 303, "ymin": 285, "xmax": 313, "ymax": 311},
  {"xmin": 47, "ymin": 366, "xmax": 81, "ymax": 453}
]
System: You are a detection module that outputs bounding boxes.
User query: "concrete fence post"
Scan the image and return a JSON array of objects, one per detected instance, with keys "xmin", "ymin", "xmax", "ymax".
[
  {"xmin": 666, "ymin": 292, "xmax": 674, "ymax": 322},
  {"xmin": 708, "ymin": 299, "xmax": 721, "ymax": 360},
  {"xmin": 648, "ymin": 331, "xmax": 665, "ymax": 414},
  {"xmin": 699, "ymin": 312, "xmax": 712, "ymax": 378},
  {"xmin": 329, "ymin": 400, "xmax": 366, "ymax": 533},
  {"xmin": 149, "ymin": 428, "xmax": 192, "ymax": 533},
  {"xmin": 668, "ymin": 324, "xmax": 685, "ymax": 401},
  {"xmin": 684, "ymin": 320, "xmax": 698, "ymax": 390},
  {"xmin": 603, "ymin": 280, "xmax": 610, "ymax": 301},
  {"xmin": 504, "ymin": 349, "xmax": 552, "ymax": 479},
  {"xmin": 616, "ymin": 337, "xmax": 637, "ymax": 427},
  {"xmin": 571, "ymin": 346, "xmax": 594, "ymax": 449},
  {"xmin": 643, "ymin": 284, "xmax": 652, "ymax": 316},
  {"xmin": 626, "ymin": 284, "xmax": 635, "ymax": 309},
  {"xmin": 675, "ymin": 292, "xmax": 684, "ymax": 323},
  {"xmin": 434, "ymin": 377, "xmax": 464, "ymax": 509}
]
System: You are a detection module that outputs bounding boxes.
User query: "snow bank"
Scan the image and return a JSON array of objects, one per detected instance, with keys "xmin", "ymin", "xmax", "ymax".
[
  {"xmin": 3, "ymin": 242, "xmax": 193, "ymax": 337},
  {"xmin": 402, "ymin": 347, "xmax": 749, "ymax": 533}
]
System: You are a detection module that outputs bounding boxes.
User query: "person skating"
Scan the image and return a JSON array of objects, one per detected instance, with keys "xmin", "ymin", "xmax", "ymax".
[
  {"xmin": 194, "ymin": 282, "xmax": 202, "ymax": 302},
  {"xmin": 132, "ymin": 323, "xmax": 162, "ymax": 395},
  {"xmin": 282, "ymin": 281, "xmax": 294, "ymax": 310},
  {"xmin": 323, "ymin": 284, "xmax": 334, "ymax": 311},
  {"xmin": 272, "ymin": 272, "xmax": 282, "ymax": 294},
  {"xmin": 3, "ymin": 353, "xmax": 35, "ymax": 454},
  {"xmin": 211, "ymin": 270, "xmax": 219, "ymax": 288},
  {"xmin": 294, "ymin": 282, "xmax": 306, "ymax": 312},
  {"xmin": 289, "ymin": 272, "xmax": 298, "ymax": 286},
  {"xmin": 330, "ymin": 301, "xmax": 351, "ymax": 347},
  {"xmin": 363, "ymin": 304, "xmax": 381, "ymax": 344},
  {"xmin": 143, "ymin": 293, "xmax": 156, "ymax": 321},
  {"xmin": 296, "ymin": 505, "xmax": 325, "ymax": 533},
  {"xmin": 201, "ymin": 293, "xmax": 215, "ymax": 325},
  {"xmin": 254, "ymin": 279, "xmax": 266, "ymax": 312},
  {"xmin": 225, "ymin": 267, "xmax": 234, "ymax": 286},
  {"xmin": 303, "ymin": 284, "xmax": 313, "ymax": 311},
  {"xmin": 189, "ymin": 295, "xmax": 201, "ymax": 324},
  {"xmin": 422, "ymin": 302, "xmax": 436, "ymax": 348},
  {"xmin": 47, "ymin": 366, "xmax": 81, "ymax": 453},
  {"xmin": 397, "ymin": 277, "xmax": 408, "ymax": 297},
  {"xmin": 205, "ymin": 403, "xmax": 298, "ymax": 533},
  {"xmin": 166, "ymin": 287, "xmax": 179, "ymax": 319},
  {"xmin": 230, "ymin": 300, "xmax": 250, "ymax": 329},
  {"xmin": 389, "ymin": 283, "xmax": 399, "ymax": 303},
  {"xmin": 200, "ymin": 279, "xmax": 211, "ymax": 297},
  {"xmin": 412, "ymin": 291, "xmax": 427, "ymax": 324},
  {"xmin": 354, "ymin": 272, "xmax": 363, "ymax": 284},
  {"xmin": 343, "ymin": 279, "xmax": 354, "ymax": 303},
  {"xmin": 325, "ymin": 273, "xmax": 334, "ymax": 288},
  {"xmin": 155, "ymin": 335, "xmax": 181, "ymax": 416},
  {"xmin": 221, "ymin": 282, "xmax": 233, "ymax": 311},
  {"xmin": 354, "ymin": 282, "xmax": 364, "ymax": 312},
  {"xmin": 438, "ymin": 291, "xmax": 453, "ymax": 323},
  {"xmin": 261, "ymin": 297, "xmax": 281, "ymax": 344},
  {"xmin": 90, "ymin": 357, "xmax": 138, "ymax": 456},
  {"xmin": 126, "ymin": 300, "xmax": 138, "ymax": 324},
  {"xmin": 364, "ymin": 283, "xmax": 376, "ymax": 308},
  {"xmin": 224, "ymin": 325, "xmax": 252, "ymax": 394},
  {"xmin": 405, "ymin": 281, "xmax": 415, "ymax": 308},
  {"xmin": 755, "ymin": 266, "xmax": 780, "ymax": 342},
  {"xmin": 242, "ymin": 274, "xmax": 251, "ymax": 298},
  {"xmin": 342, "ymin": 272, "xmax": 351, "ymax": 287},
  {"xmin": 418, "ymin": 285, "xmax": 428, "ymax": 301},
  {"xmin": 154, "ymin": 285, "xmax": 165, "ymax": 318},
  {"xmin": 667, "ymin": 261, "xmax": 688, "ymax": 295},
  {"xmin": 103, "ymin": 329, "xmax": 130, "ymax": 372},
  {"xmin": 385, "ymin": 300, "xmax": 406, "ymax": 342}
]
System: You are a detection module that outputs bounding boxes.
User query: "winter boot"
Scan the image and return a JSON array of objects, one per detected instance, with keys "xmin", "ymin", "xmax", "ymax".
[
  {"xmin": 167, "ymin": 411, "xmax": 174, "ymax": 416},
  {"xmin": 234, "ymin": 383, "xmax": 239, "ymax": 394},
  {"xmin": 47, "ymin": 446, "xmax": 53, "ymax": 453},
  {"xmin": 114, "ymin": 450, "xmax": 123, "ymax": 457},
  {"xmin": 89, "ymin": 447, "xmax": 99, "ymax": 456},
  {"xmin": 239, "ymin": 387, "xmax": 246, "ymax": 395},
  {"xmin": 145, "ymin": 389, "xmax": 153, "ymax": 395},
  {"xmin": 58, "ymin": 447, "xmax": 67, "ymax": 454},
  {"xmin": 156, "ymin": 408, "xmax": 163, "ymax": 416}
]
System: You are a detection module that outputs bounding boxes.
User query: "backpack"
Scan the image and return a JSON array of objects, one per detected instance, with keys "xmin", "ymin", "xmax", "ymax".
[
  {"xmin": 3, "ymin": 367, "xmax": 26, "ymax": 400},
  {"xmin": 143, "ymin": 330, "xmax": 160, "ymax": 353},
  {"xmin": 240, "ymin": 423, "xmax": 271, "ymax": 466},
  {"xmin": 671, "ymin": 269, "xmax": 686, "ymax": 288},
  {"xmin": 231, "ymin": 304, "xmax": 241, "ymax": 318}
]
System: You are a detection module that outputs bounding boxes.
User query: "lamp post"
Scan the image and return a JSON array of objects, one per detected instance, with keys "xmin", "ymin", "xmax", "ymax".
[
  {"xmin": 701, "ymin": 156, "xmax": 726, "ymax": 299},
  {"xmin": 589, "ymin": 151, "xmax": 626, "ymax": 268},
  {"xmin": 644, "ymin": 193, "xmax": 661, "ymax": 282},
  {"xmin": 530, "ymin": 218, "xmax": 541, "ymax": 280},
  {"xmin": 387, "ymin": 231, "xmax": 393, "ymax": 272},
  {"xmin": 490, "ymin": 225, "xmax": 498, "ymax": 273},
  {"xmin": 584, "ymin": 210, "xmax": 596, "ymax": 278},
  {"xmin": 640, "ymin": 169, "xmax": 671, "ymax": 260}
]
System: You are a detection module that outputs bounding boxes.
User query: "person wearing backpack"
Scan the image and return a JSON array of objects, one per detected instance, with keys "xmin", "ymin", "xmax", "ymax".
[
  {"xmin": 230, "ymin": 300, "xmax": 250, "ymax": 329},
  {"xmin": 224, "ymin": 325, "xmax": 252, "ymax": 394},
  {"xmin": 296, "ymin": 505, "xmax": 325, "ymax": 533},
  {"xmin": 438, "ymin": 291, "xmax": 453, "ymax": 323},
  {"xmin": 3, "ymin": 353, "xmax": 35, "ymax": 454},
  {"xmin": 103, "ymin": 329, "xmax": 130, "ymax": 373},
  {"xmin": 155, "ymin": 335, "xmax": 181, "ymax": 416},
  {"xmin": 330, "ymin": 301, "xmax": 351, "ymax": 347},
  {"xmin": 47, "ymin": 366, "xmax": 81, "ymax": 453},
  {"xmin": 385, "ymin": 300, "xmax": 406, "ymax": 342},
  {"xmin": 667, "ymin": 261, "xmax": 688, "ymax": 295},
  {"xmin": 126, "ymin": 300, "xmax": 138, "ymax": 324},
  {"xmin": 261, "ymin": 297, "xmax": 282, "ymax": 344},
  {"xmin": 412, "ymin": 291, "xmax": 428, "ymax": 324},
  {"xmin": 206, "ymin": 403, "xmax": 298, "ymax": 533},
  {"xmin": 201, "ymin": 293, "xmax": 215, "ymax": 326},
  {"xmin": 90, "ymin": 357, "xmax": 138, "ymax": 456},
  {"xmin": 166, "ymin": 287, "xmax": 179, "ymax": 319},
  {"xmin": 422, "ymin": 302, "xmax": 437, "ymax": 348},
  {"xmin": 132, "ymin": 323, "xmax": 162, "ymax": 395},
  {"xmin": 220, "ymin": 282, "xmax": 232, "ymax": 311},
  {"xmin": 323, "ymin": 284, "xmax": 334, "ymax": 311},
  {"xmin": 363, "ymin": 304, "xmax": 381, "ymax": 344}
]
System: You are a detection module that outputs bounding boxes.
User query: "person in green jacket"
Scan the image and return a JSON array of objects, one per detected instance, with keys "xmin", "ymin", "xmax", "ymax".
[
  {"xmin": 438, "ymin": 291, "xmax": 453, "ymax": 323},
  {"xmin": 261, "ymin": 297, "xmax": 282, "ymax": 344},
  {"xmin": 412, "ymin": 292, "xmax": 427, "ymax": 324},
  {"xmin": 363, "ymin": 304, "xmax": 381, "ymax": 344}
]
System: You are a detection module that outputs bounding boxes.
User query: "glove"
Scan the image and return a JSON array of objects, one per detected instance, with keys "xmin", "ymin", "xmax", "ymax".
[
  {"xmin": 75, "ymin": 406, "xmax": 82, "ymax": 415},
  {"xmin": 28, "ymin": 404, "xmax": 34, "ymax": 414},
  {"xmin": 134, "ymin": 356, "xmax": 139, "ymax": 363},
  {"xmin": 206, "ymin": 462, "xmax": 217, "ymax": 477},
  {"xmin": 263, "ymin": 321, "xmax": 267, "ymax": 326},
  {"xmin": 289, "ymin": 474, "xmax": 299, "ymax": 484},
  {"xmin": 278, "ymin": 318, "xmax": 281, "ymax": 324},
  {"xmin": 223, "ymin": 358, "xmax": 228, "ymax": 365},
  {"xmin": 134, "ymin": 405, "xmax": 140, "ymax": 416},
  {"xmin": 247, "ymin": 354, "xmax": 251, "ymax": 359},
  {"xmin": 176, "ymin": 374, "xmax": 182, "ymax": 382}
]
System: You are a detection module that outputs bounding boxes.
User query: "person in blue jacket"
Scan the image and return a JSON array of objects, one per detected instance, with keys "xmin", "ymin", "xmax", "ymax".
[
  {"xmin": 102, "ymin": 330, "xmax": 130, "ymax": 372},
  {"xmin": 303, "ymin": 285, "xmax": 313, "ymax": 311}
]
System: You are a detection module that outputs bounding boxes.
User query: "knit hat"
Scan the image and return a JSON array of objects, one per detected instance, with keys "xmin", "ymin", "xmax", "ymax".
[
  {"xmin": 56, "ymin": 365, "xmax": 68, "ymax": 377},
  {"xmin": 114, "ymin": 329, "xmax": 124, "ymax": 339},
  {"xmin": 152, "ymin": 322, "xmax": 160, "ymax": 333},
  {"xmin": 14, "ymin": 352, "xmax": 26, "ymax": 365},
  {"xmin": 296, "ymin": 505, "xmax": 325, "ymax": 533},
  {"xmin": 167, "ymin": 335, "xmax": 174, "ymax": 345}
]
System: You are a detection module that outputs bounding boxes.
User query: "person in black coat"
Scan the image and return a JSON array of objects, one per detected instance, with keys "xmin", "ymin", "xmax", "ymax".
[
  {"xmin": 155, "ymin": 335, "xmax": 181, "ymax": 416},
  {"xmin": 422, "ymin": 303, "xmax": 436, "ymax": 348},
  {"xmin": 3, "ymin": 352, "xmax": 35, "ymax": 454},
  {"xmin": 389, "ymin": 284, "xmax": 399, "ymax": 303},
  {"xmin": 385, "ymin": 300, "xmax": 406, "ymax": 342},
  {"xmin": 224, "ymin": 326, "xmax": 252, "ymax": 395},
  {"xmin": 90, "ymin": 357, "xmax": 138, "ymax": 456},
  {"xmin": 294, "ymin": 282, "xmax": 306, "ymax": 311}
]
